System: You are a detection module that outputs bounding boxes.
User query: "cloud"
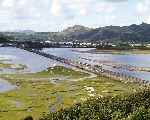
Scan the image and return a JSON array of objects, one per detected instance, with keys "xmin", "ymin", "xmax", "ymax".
[
  {"xmin": 61, "ymin": 0, "xmax": 91, "ymax": 16},
  {"xmin": 0, "ymin": 0, "xmax": 120, "ymax": 31},
  {"xmin": 2, "ymin": 0, "xmax": 14, "ymax": 7},
  {"xmin": 0, "ymin": 0, "xmax": 143, "ymax": 31},
  {"xmin": 137, "ymin": 0, "xmax": 150, "ymax": 14},
  {"xmin": 51, "ymin": 0, "xmax": 62, "ymax": 16},
  {"xmin": 95, "ymin": 2, "xmax": 115, "ymax": 13},
  {"xmin": 136, "ymin": 0, "xmax": 150, "ymax": 23},
  {"xmin": 105, "ymin": 0, "xmax": 128, "ymax": 3},
  {"xmin": 56, "ymin": 0, "xmax": 116, "ymax": 17}
]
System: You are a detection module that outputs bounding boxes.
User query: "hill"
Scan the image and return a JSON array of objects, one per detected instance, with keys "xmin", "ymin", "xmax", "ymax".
[
  {"xmin": 1, "ymin": 23, "xmax": 150, "ymax": 43},
  {"xmin": 51, "ymin": 22, "xmax": 150, "ymax": 43}
]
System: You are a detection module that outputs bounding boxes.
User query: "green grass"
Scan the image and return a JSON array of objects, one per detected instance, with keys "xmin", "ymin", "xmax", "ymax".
[
  {"xmin": 0, "ymin": 62, "xmax": 27, "ymax": 71},
  {"xmin": 39, "ymin": 89, "xmax": 150, "ymax": 120},
  {"xmin": 0, "ymin": 66, "xmax": 143, "ymax": 120},
  {"xmin": 0, "ymin": 66, "xmax": 89, "ymax": 120}
]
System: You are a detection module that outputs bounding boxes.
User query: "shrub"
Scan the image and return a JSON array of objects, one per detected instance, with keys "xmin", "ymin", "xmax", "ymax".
[{"xmin": 39, "ymin": 89, "xmax": 150, "ymax": 120}]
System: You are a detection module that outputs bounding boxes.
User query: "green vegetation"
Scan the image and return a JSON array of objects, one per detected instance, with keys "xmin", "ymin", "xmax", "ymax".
[
  {"xmin": 0, "ymin": 66, "xmax": 89, "ymax": 120},
  {"xmin": 0, "ymin": 59, "xmax": 27, "ymax": 71},
  {"xmin": 115, "ymin": 42, "xmax": 132, "ymax": 50},
  {"xmin": 0, "ymin": 65, "xmax": 143, "ymax": 120},
  {"xmin": 0, "ymin": 62, "xmax": 26, "ymax": 70},
  {"xmin": 40, "ymin": 89, "xmax": 150, "ymax": 120},
  {"xmin": 0, "ymin": 34, "xmax": 13, "ymax": 43}
]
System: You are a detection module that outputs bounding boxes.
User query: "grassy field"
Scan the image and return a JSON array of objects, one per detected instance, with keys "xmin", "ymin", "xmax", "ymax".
[{"xmin": 0, "ymin": 65, "xmax": 144, "ymax": 120}]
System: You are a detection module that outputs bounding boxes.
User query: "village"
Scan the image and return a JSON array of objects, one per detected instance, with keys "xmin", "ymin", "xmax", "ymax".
[{"xmin": 1, "ymin": 40, "xmax": 150, "ymax": 50}]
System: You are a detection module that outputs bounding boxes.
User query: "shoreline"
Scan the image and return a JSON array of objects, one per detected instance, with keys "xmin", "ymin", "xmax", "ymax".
[{"xmin": 87, "ymin": 49, "xmax": 150, "ymax": 54}]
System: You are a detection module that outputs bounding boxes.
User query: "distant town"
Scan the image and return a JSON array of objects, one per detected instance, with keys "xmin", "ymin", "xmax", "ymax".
[
  {"xmin": 1, "ymin": 40, "xmax": 150, "ymax": 50},
  {"xmin": 1, "ymin": 23, "xmax": 150, "ymax": 49}
]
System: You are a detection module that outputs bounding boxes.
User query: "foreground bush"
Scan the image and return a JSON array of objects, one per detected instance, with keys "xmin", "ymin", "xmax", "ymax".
[
  {"xmin": 23, "ymin": 116, "xmax": 33, "ymax": 120},
  {"xmin": 39, "ymin": 89, "xmax": 150, "ymax": 120}
]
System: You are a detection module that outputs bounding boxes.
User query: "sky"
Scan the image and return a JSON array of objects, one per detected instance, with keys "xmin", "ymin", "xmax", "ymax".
[{"xmin": 0, "ymin": 0, "xmax": 150, "ymax": 32}]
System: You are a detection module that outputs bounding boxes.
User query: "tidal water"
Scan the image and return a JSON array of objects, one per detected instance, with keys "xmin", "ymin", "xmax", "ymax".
[
  {"xmin": 0, "ymin": 47, "xmax": 61, "ymax": 73},
  {"xmin": 0, "ymin": 47, "xmax": 150, "ymax": 93},
  {"xmin": 43, "ymin": 48, "xmax": 150, "ymax": 81},
  {"xmin": 0, "ymin": 79, "xmax": 16, "ymax": 93},
  {"xmin": 0, "ymin": 47, "xmax": 61, "ymax": 92}
]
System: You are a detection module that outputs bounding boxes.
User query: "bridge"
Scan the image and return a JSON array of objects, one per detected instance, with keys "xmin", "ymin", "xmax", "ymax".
[{"xmin": 20, "ymin": 47, "xmax": 149, "ymax": 85}]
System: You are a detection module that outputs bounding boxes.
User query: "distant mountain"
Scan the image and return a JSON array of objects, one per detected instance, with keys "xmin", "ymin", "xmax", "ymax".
[
  {"xmin": 1, "ymin": 23, "xmax": 150, "ymax": 43},
  {"xmin": 47, "ymin": 23, "xmax": 150, "ymax": 43},
  {"xmin": 19, "ymin": 30, "xmax": 35, "ymax": 33},
  {"xmin": 62, "ymin": 25, "xmax": 91, "ymax": 33},
  {"xmin": 5, "ymin": 30, "xmax": 35, "ymax": 33},
  {"xmin": 52, "ymin": 25, "xmax": 92, "ymax": 41}
]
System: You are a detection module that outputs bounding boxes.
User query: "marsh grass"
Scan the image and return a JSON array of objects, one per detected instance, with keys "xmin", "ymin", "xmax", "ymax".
[{"xmin": 0, "ymin": 66, "xmax": 143, "ymax": 120}]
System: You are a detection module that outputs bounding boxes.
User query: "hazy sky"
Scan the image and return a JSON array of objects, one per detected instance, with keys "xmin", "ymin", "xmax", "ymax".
[{"xmin": 0, "ymin": 0, "xmax": 149, "ymax": 31}]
